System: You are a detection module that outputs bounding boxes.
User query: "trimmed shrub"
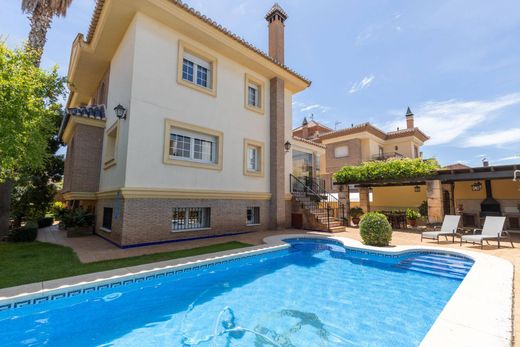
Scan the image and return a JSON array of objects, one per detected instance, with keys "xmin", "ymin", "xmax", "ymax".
[
  {"xmin": 37, "ymin": 216, "xmax": 54, "ymax": 228},
  {"xmin": 8, "ymin": 221, "xmax": 38, "ymax": 242},
  {"xmin": 359, "ymin": 212, "xmax": 393, "ymax": 246}
]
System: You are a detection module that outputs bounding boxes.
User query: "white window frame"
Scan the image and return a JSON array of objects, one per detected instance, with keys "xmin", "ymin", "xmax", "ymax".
[
  {"xmin": 244, "ymin": 74, "xmax": 265, "ymax": 114},
  {"xmin": 169, "ymin": 128, "xmax": 217, "ymax": 164},
  {"xmin": 172, "ymin": 207, "xmax": 211, "ymax": 232},
  {"xmin": 164, "ymin": 119, "xmax": 223, "ymax": 170},
  {"xmin": 246, "ymin": 206, "xmax": 260, "ymax": 226},
  {"xmin": 334, "ymin": 145, "xmax": 349, "ymax": 158},
  {"xmin": 177, "ymin": 41, "xmax": 217, "ymax": 97},
  {"xmin": 243, "ymin": 139, "xmax": 264, "ymax": 177}
]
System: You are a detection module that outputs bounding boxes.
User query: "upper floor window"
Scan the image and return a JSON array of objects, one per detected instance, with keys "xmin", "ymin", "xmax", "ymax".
[
  {"xmin": 334, "ymin": 146, "xmax": 349, "ymax": 158},
  {"xmin": 103, "ymin": 120, "xmax": 119, "ymax": 170},
  {"xmin": 248, "ymin": 84, "xmax": 259, "ymax": 107},
  {"xmin": 182, "ymin": 53, "xmax": 211, "ymax": 89},
  {"xmin": 163, "ymin": 119, "xmax": 223, "ymax": 170},
  {"xmin": 170, "ymin": 129, "xmax": 216, "ymax": 164},
  {"xmin": 243, "ymin": 138, "xmax": 264, "ymax": 177},
  {"xmin": 244, "ymin": 74, "xmax": 265, "ymax": 114},
  {"xmin": 177, "ymin": 41, "xmax": 217, "ymax": 96},
  {"xmin": 248, "ymin": 146, "xmax": 259, "ymax": 171}
]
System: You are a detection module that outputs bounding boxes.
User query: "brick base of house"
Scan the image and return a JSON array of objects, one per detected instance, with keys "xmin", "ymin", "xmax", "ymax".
[{"xmin": 94, "ymin": 198, "xmax": 271, "ymax": 247}]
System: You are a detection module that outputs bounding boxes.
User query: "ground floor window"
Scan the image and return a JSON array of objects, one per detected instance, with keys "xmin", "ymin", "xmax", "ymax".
[
  {"xmin": 246, "ymin": 206, "xmax": 260, "ymax": 225},
  {"xmin": 172, "ymin": 207, "xmax": 210, "ymax": 231},
  {"xmin": 102, "ymin": 207, "xmax": 113, "ymax": 231}
]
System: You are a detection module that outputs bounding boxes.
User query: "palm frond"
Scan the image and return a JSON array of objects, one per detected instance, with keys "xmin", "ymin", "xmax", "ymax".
[{"xmin": 21, "ymin": 0, "xmax": 73, "ymax": 17}]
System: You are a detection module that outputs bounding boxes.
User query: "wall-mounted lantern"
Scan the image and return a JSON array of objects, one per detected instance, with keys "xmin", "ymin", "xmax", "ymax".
[
  {"xmin": 284, "ymin": 140, "xmax": 292, "ymax": 152},
  {"xmin": 471, "ymin": 181, "xmax": 482, "ymax": 191},
  {"xmin": 114, "ymin": 104, "xmax": 127, "ymax": 120},
  {"xmin": 414, "ymin": 185, "xmax": 421, "ymax": 193}
]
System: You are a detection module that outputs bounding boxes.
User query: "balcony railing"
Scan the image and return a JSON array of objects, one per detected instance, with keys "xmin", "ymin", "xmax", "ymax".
[{"xmin": 371, "ymin": 152, "xmax": 405, "ymax": 160}]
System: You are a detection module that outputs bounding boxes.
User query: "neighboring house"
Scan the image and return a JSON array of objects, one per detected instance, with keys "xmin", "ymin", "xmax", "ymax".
[
  {"xmin": 59, "ymin": 1, "xmax": 320, "ymax": 246},
  {"xmin": 292, "ymin": 108, "xmax": 431, "ymax": 211}
]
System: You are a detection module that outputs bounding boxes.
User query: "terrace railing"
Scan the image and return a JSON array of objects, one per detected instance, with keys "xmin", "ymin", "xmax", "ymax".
[{"xmin": 290, "ymin": 174, "xmax": 346, "ymax": 231}]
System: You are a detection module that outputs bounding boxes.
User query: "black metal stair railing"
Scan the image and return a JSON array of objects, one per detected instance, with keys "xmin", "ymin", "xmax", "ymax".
[{"xmin": 289, "ymin": 174, "xmax": 346, "ymax": 231}]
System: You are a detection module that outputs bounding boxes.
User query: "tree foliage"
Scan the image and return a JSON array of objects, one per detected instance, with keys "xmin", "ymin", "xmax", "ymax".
[
  {"xmin": 333, "ymin": 158, "xmax": 440, "ymax": 184},
  {"xmin": 0, "ymin": 43, "xmax": 65, "ymax": 182}
]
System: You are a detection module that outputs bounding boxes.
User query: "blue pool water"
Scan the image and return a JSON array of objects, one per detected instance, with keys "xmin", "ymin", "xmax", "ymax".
[{"xmin": 0, "ymin": 238, "xmax": 473, "ymax": 346}]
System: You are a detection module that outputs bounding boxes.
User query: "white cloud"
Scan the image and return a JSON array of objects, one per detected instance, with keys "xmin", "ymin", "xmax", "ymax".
[
  {"xmin": 296, "ymin": 102, "xmax": 330, "ymax": 114},
  {"xmin": 463, "ymin": 128, "xmax": 520, "ymax": 147},
  {"xmin": 385, "ymin": 93, "xmax": 520, "ymax": 146},
  {"xmin": 497, "ymin": 155, "xmax": 520, "ymax": 162},
  {"xmin": 349, "ymin": 75, "xmax": 375, "ymax": 94}
]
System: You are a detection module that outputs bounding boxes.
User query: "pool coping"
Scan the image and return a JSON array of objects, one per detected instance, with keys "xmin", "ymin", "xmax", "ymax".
[{"xmin": 0, "ymin": 234, "xmax": 513, "ymax": 346}]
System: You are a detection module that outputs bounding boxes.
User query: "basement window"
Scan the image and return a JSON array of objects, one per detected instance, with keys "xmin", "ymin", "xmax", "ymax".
[
  {"xmin": 172, "ymin": 207, "xmax": 211, "ymax": 231},
  {"xmin": 102, "ymin": 207, "xmax": 113, "ymax": 232},
  {"xmin": 246, "ymin": 207, "xmax": 260, "ymax": 225}
]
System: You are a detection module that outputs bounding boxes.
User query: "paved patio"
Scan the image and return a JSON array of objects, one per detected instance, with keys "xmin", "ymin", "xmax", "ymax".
[{"xmin": 37, "ymin": 225, "xmax": 520, "ymax": 345}]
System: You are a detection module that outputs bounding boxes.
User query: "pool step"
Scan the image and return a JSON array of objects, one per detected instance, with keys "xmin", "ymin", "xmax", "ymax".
[{"xmin": 395, "ymin": 254, "xmax": 473, "ymax": 280}]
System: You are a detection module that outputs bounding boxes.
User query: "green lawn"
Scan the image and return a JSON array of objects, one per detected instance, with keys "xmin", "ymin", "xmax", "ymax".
[{"xmin": 0, "ymin": 241, "xmax": 252, "ymax": 289}]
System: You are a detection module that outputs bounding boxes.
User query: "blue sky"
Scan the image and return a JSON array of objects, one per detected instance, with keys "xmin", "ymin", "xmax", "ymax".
[{"xmin": 1, "ymin": 0, "xmax": 520, "ymax": 166}]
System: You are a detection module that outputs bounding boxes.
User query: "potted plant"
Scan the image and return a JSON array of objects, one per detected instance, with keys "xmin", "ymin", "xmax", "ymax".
[
  {"xmin": 406, "ymin": 208, "xmax": 421, "ymax": 227},
  {"xmin": 350, "ymin": 207, "xmax": 364, "ymax": 226},
  {"xmin": 62, "ymin": 208, "xmax": 95, "ymax": 237}
]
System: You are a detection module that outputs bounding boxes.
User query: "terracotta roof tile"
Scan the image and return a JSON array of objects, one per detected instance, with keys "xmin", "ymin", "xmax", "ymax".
[
  {"xmin": 85, "ymin": 0, "xmax": 310, "ymax": 85},
  {"xmin": 292, "ymin": 136, "xmax": 326, "ymax": 149}
]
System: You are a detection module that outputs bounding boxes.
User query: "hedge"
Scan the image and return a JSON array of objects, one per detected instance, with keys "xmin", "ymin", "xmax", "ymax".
[
  {"xmin": 8, "ymin": 221, "xmax": 38, "ymax": 242},
  {"xmin": 334, "ymin": 158, "xmax": 439, "ymax": 184}
]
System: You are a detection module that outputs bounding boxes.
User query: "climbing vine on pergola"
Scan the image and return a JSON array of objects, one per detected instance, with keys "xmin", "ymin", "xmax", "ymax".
[{"xmin": 333, "ymin": 158, "xmax": 440, "ymax": 184}]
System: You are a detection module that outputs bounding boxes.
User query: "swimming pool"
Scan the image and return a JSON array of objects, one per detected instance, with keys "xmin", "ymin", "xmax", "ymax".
[{"xmin": 0, "ymin": 237, "xmax": 474, "ymax": 346}]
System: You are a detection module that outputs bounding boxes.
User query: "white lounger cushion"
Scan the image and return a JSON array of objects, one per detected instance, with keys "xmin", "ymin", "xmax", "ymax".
[
  {"xmin": 422, "ymin": 215, "xmax": 461, "ymax": 240},
  {"xmin": 461, "ymin": 216, "xmax": 506, "ymax": 242}
]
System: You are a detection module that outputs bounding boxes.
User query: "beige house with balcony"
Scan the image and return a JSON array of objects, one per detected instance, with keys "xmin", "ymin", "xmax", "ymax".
[
  {"xmin": 292, "ymin": 108, "xmax": 430, "ymax": 211},
  {"xmin": 59, "ymin": 1, "xmax": 336, "ymax": 247}
]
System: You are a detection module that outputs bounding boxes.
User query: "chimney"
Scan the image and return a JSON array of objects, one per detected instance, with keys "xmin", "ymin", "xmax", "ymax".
[
  {"xmin": 406, "ymin": 107, "xmax": 414, "ymax": 129},
  {"xmin": 265, "ymin": 3, "xmax": 288, "ymax": 64},
  {"xmin": 301, "ymin": 117, "xmax": 309, "ymax": 138}
]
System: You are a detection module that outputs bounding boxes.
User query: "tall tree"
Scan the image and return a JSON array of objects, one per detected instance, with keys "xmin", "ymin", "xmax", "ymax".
[
  {"xmin": 0, "ymin": 44, "xmax": 65, "ymax": 235},
  {"xmin": 21, "ymin": 0, "xmax": 73, "ymax": 66},
  {"xmin": 0, "ymin": 1, "xmax": 72, "ymax": 235}
]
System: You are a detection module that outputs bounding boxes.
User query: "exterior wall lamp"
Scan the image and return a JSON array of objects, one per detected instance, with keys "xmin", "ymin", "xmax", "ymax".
[
  {"xmin": 284, "ymin": 140, "xmax": 292, "ymax": 152},
  {"xmin": 114, "ymin": 104, "xmax": 127, "ymax": 120},
  {"xmin": 471, "ymin": 181, "xmax": 482, "ymax": 191},
  {"xmin": 414, "ymin": 185, "xmax": 421, "ymax": 193}
]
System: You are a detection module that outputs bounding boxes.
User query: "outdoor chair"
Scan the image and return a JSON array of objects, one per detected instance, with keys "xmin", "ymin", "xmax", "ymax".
[
  {"xmin": 460, "ymin": 216, "xmax": 514, "ymax": 249},
  {"xmin": 421, "ymin": 215, "xmax": 461, "ymax": 243}
]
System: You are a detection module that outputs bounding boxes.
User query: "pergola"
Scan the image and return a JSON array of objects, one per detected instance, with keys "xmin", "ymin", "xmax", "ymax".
[{"xmin": 334, "ymin": 164, "xmax": 520, "ymax": 226}]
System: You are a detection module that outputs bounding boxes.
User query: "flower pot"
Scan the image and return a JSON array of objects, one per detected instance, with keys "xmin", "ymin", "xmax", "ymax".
[
  {"xmin": 352, "ymin": 217, "xmax": 360, "ymax": 226},
  {"xmin": 408, "ymin": 219, "xmax": 417, "ymax": 227}
]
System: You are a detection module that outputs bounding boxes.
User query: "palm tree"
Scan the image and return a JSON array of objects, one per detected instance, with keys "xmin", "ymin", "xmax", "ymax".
[{"xmin": 21, "ymin": 0, "xmax": 73, "ymax": 66}]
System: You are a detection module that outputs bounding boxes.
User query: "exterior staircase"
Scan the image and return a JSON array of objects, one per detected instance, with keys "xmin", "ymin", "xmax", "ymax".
[{"xmin": 290, "ymin": 175, "xmax": 347, "ymax": 233}]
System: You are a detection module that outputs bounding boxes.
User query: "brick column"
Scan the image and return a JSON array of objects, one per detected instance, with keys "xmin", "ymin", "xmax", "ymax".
[
  {"xmin": 269, "ymin": 77, "xmax": 285, "ymax": 229},
  {"xmin": 427, "ymin": 180, "xmax": 444, "ymax": 223},
  {"xmin": 359, "ymin": 187, "xmax": 370, "ymax": 213},
  {"xmin": 338, "ymin": 185, "xmax": 350, "ymax": 226}
]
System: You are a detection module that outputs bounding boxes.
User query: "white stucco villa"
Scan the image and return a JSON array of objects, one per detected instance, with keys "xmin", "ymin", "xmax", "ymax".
[{"xmin": 59, "ymin": 0, "xmax": 335, "ymax": 247}]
